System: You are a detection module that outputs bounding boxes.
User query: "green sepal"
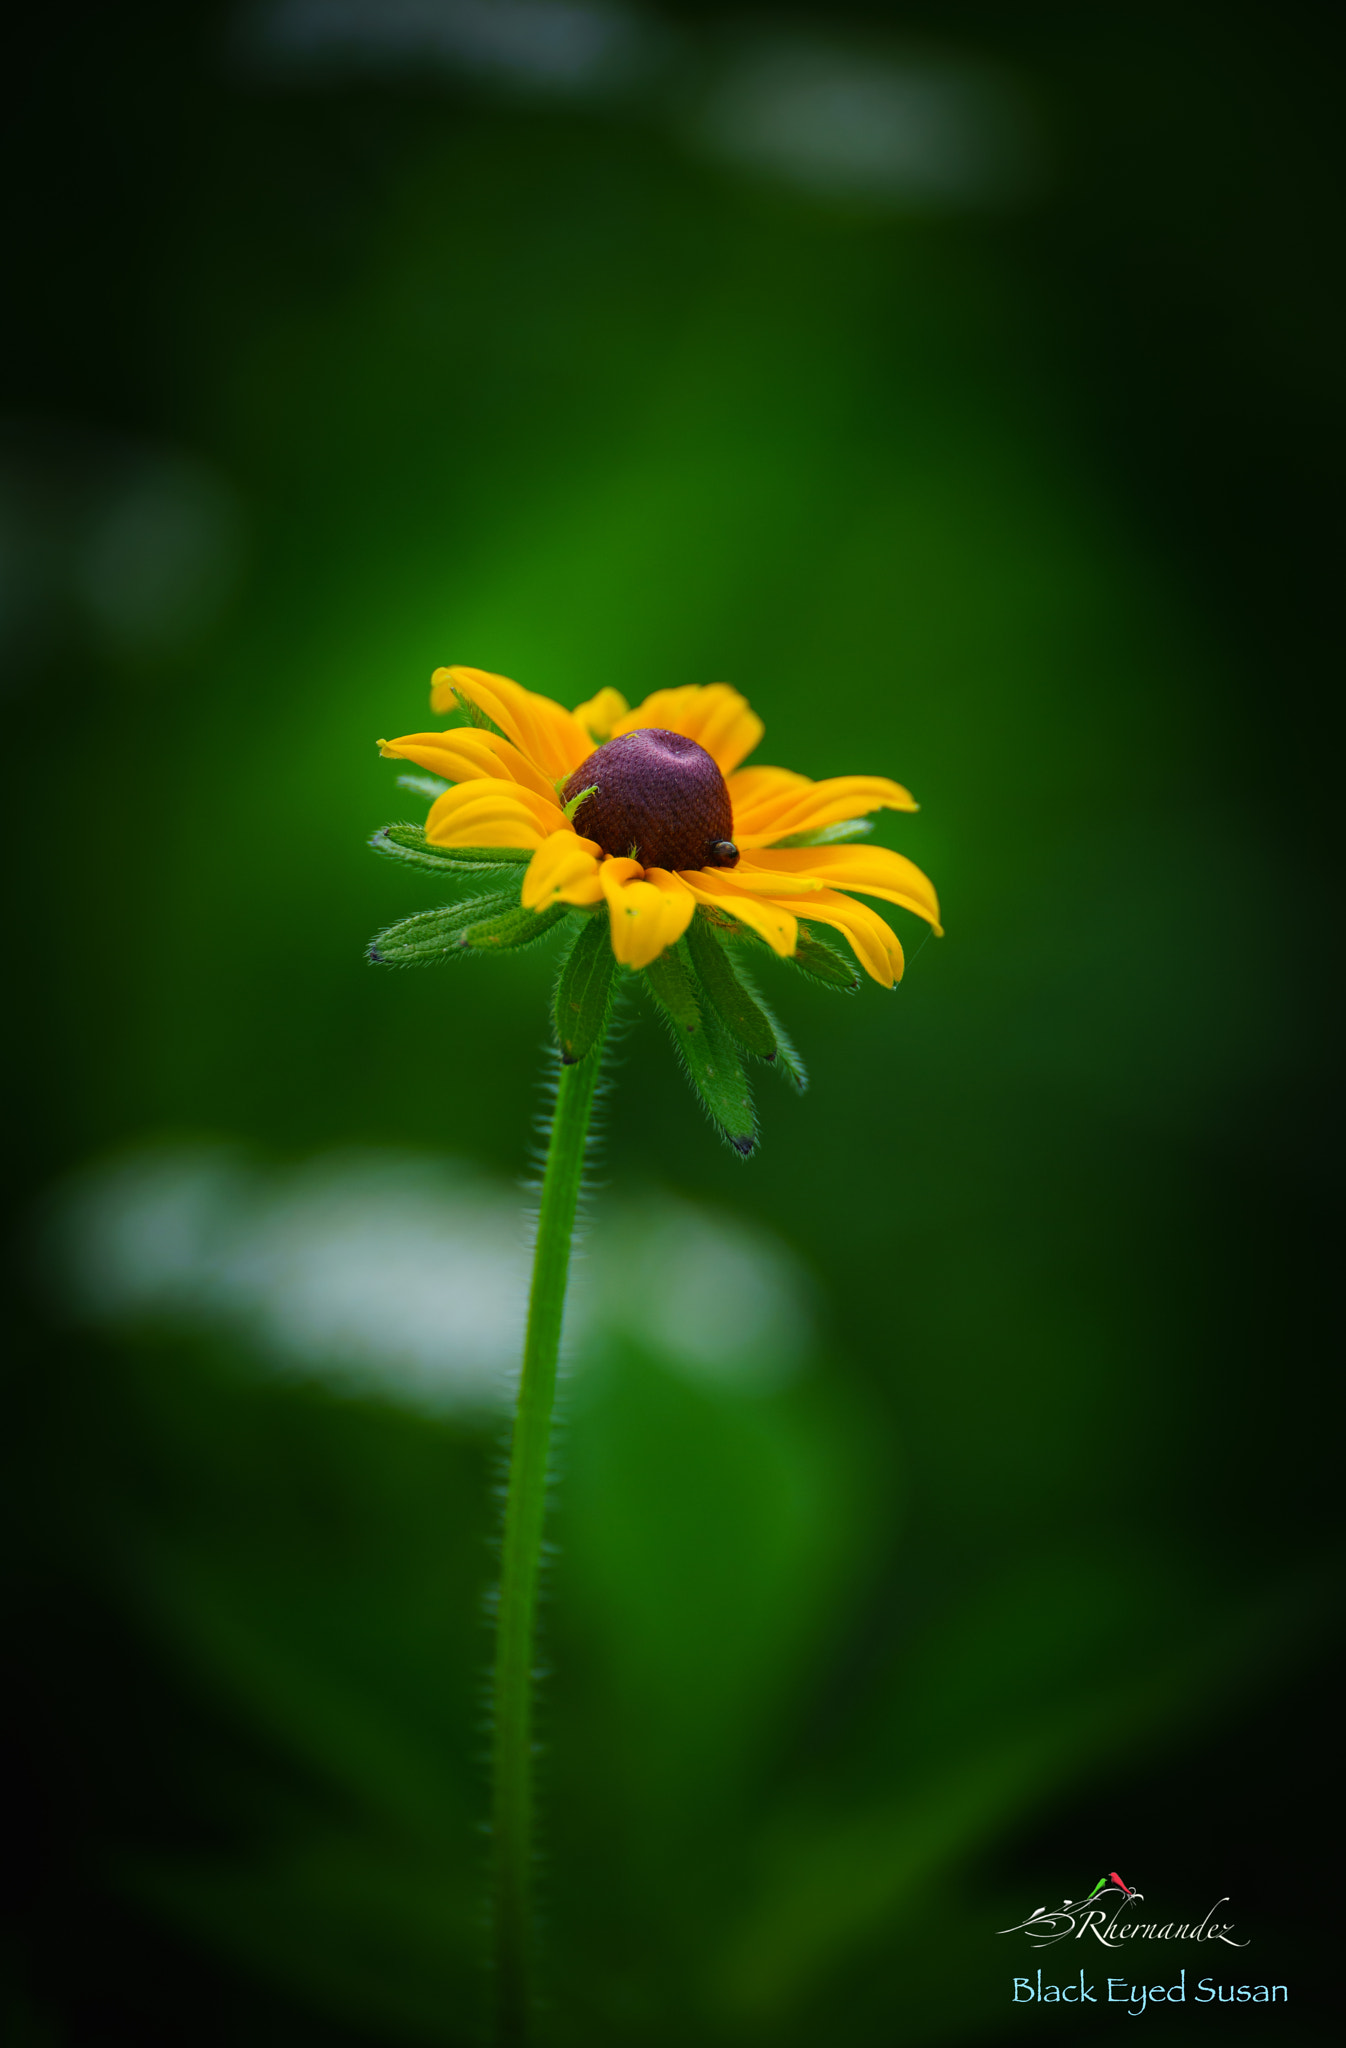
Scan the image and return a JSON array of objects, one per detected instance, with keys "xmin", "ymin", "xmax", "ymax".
[
  {"xmin": 772, "ymin": 818, "xmax": 873, "ymax": 849},
  {"xmin": 553, "ymin": 914, "xmax": 617, "ymax": 1064},
  {"xmin": 644, "ymin": 972, "xmax": 758, "ymax": 1156},
  {"xmin": 683, "ymin": 921, "xmax": 808, "ymax": 1092},
  {"xmin": 693, "ymin": 902, "xmax": 861, "ymax": 993},
  {"xmin": 734, "ymin": 963, "xmax": 808, "ymax": 1094},
  {"xmin": 683, "ymin": 917, "xmax": 775, "ymax": 1056},
  {"xmin": 396, "ymin": 771, "xmax": 448, "ymax": 801},
  {"xmin": 369, "ymin": 822, "xmax": 534, "ymax": 875},
  {"xmin": 449, "ymin": 689, "xmax": 510, "ymax": 742},
  {"xmin": 459, "ymin": 901, "xmax": 573, "ymax": 953},
  {"xmin": 368, "ymin": 891, "xmax": 518, "ymax": 966},
  {"xmin": 790, "ymin": 923, "xmax": 862, "ymax": 992},
  {"xmin": 642, "ymin": 947, "xmax": 702, "ymax": 1034},
  {"xmin": 369, "ymin": 895, "xmax": 570, "ymax": 966}
]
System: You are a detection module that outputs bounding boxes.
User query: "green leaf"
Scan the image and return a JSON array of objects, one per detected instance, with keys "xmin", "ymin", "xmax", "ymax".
[
  {"xmin": 369, "ymin": 895, "xmax": 569, "ymax": 966},
  {"xmin": 642, "ymin": 947, "xmax": 702, "ymax": 1035},
  {"xmin": 553, "ymin": 914, "xmax": 616, "ymax": 1064},
  {"xmin": 645, "ymin": 973, "xmax": 758, "ymax": 1156},
  {"xmin": 369, "ymin": 822, "xmax": 533, "ymax": 876},
  {"xmin": 772, "ymin": 819, "xmax": 874, "ymax": 849}
]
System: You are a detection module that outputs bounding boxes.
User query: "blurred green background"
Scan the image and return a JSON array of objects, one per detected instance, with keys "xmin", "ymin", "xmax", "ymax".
[{"xmin": 4, "ymin": 2, "xmax": 1341, "ymax": 2042}]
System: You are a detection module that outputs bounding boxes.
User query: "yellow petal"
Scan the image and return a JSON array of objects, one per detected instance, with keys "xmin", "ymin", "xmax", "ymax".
[
  {"xmin": 600, "ymin": 860, "xmax": 695, "ymax": 969},
  {"xmin": 740, "ymin": 846, "xmax": 942, "ymax": 932},
  {"xmin": 726, "ymin": 765, "xmax": 809, "ymax": 811},
  {"xmin": 641, "ymin": 866, "xmax": 698, "ymax": 946},
  {"xmin": 428, "ymin": 665, "xmax": 592, "ymax": 782},
  {"xmin": 711, "ymin": 863, "xmax": 825, "ymax": 898},
  {"xmin": 730, "ymin": 768, "xmax": 918, "ymax": 847},
  {"xmin": 425, "ymin": 779, "xmax": 565, "ymax": 851},
  {"xmin": 678, "ymin": 870, "xmax": 799, "ymax": 957},
  {"xmin": 521, "ymin": 830, "xmax": 605, "ymax": 909},
  {"xmin": 378, "ymin": 728, "xmax": 559, "ymax": 803},
  {"xmin": 796, "ymin": 890, "xmax": 905, "ymax": 987},
  {"xmin": 571, "ymin": 687, "xmax": 629, "ymax": 744},
  {"xmin": 611, "ymin": 683, "xmax": 764, "ymax": 776}
]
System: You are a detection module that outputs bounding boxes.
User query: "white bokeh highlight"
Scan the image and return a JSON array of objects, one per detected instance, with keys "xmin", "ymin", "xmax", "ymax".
[{"xmin": 46, "ymin": 1142, "xmax": 813, "ymax": 1413}]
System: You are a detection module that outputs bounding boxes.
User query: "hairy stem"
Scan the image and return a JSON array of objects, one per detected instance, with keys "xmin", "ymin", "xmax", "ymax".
[{"xmin": 491, "ymin": 1029, "xmax": 608, "ymax": 2043}]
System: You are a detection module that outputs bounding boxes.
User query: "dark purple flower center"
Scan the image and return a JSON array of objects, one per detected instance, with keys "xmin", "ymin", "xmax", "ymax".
[{"xmin": 561, "ymin": 728, "xmax": 739, "ymax": 873}]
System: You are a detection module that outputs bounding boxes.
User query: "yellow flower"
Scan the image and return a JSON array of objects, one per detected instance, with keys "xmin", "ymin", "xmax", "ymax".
[{"xmin": 378, "ymin": 666, "xmax": 941, "ymax": 984}]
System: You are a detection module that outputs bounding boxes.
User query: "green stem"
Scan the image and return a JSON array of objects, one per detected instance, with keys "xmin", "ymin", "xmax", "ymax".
[{"xmin": 491, "ymin": 1028, "xmax": 609, "ymax": 2043}]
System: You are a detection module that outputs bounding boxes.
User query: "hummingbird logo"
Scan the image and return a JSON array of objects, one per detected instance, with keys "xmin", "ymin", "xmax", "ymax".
[
  {"xmin": 999, "ymin": 1872, "xmax": 1145, "ymax": 1945},
  {"xmin": 999, "ymin": 1872, "xmax": 1248, "ymax": 1950}
]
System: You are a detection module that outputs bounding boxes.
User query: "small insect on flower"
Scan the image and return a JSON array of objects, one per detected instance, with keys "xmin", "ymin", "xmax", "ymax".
[{"xmin": 370, "ymin": 667, "xmax": 942, "ymax": 1152}]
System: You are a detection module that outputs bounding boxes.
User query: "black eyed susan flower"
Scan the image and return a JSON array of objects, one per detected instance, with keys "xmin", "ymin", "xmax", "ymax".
[
  {"xmin": 371, "ymin": 665, "xmax": 941, "ymax": 1150},
  {"xmin": 379, "ymin": 666, "xmax": 940, "ymax": 982},
  {"xmin": 364, "ymin": 665, "xmax": 942, "ymax": 2037}
]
